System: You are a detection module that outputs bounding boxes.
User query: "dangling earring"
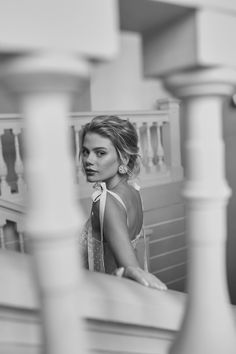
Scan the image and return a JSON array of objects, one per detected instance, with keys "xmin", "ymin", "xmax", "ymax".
[{"xmin": 118, "ymin": 164, "xmax": 128, "ymax": 174}]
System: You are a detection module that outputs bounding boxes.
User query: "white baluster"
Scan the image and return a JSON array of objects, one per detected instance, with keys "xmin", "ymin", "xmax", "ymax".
[
  {"xmin": 140, "ymin": 122, "xmax": 149, "ymax": 171},
  {"xmin": 133, "ymin": 121, "xmax": 145, "ymax": 175},
  {"xmin": 156, "ymin": 122, "xmax": 166, "ymax": 172},
  {"xmin": 1, "ymin": 53, "xmax": 89, "ymax": 354},
  {"xmin": 166, "ymin": 68, "xmax": 236, "ymax": 354},
  {"xmin": 0, "ymin": 130, "xmax": 11, "ymax": 198},
  {"xmin": 13, "ymin": 127, "xmax": 25, "ymax": 195},
  {"xmin": 157, "ymin": 98, "xmax": 183, "ymax": 181},
  {"xmin": 146, "ymin": 121, "xmax": 154, "ymax": 171}
]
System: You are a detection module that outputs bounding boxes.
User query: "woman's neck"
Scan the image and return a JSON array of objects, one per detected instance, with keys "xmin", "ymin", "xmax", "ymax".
[{"xmin": 106, "ymin": 175, "xmax": 127, "ymax": 191}]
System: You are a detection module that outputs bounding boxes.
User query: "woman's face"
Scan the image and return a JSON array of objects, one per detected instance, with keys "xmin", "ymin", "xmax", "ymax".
[{"xmin": 81, "ymin": 132, "xmax": 121, "ymax": 188}]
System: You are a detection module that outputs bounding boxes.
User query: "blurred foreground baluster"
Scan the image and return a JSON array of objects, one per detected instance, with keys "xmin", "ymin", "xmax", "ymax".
[
  {"xmin": 165, "ymin": 68, "xmax": 236, "ymax": 354},
  {"xmin": 0, "ymin": 53, "xmax": 90, "ymax": 354}
]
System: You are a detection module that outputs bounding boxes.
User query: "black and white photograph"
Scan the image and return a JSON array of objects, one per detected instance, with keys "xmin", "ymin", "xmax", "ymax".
[{"xmin": 0, "ymin": 1, "xmax": 236, "ymax": 353}]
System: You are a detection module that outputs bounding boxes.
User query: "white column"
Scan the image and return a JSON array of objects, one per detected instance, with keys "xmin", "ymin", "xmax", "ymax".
[
  {"xmin": 0, "ymin": 53, "xmax": 89, "ymax": 354},
  {"xmin": 164, "ymin": 68, "xmax": 236, "ymax": 354}
]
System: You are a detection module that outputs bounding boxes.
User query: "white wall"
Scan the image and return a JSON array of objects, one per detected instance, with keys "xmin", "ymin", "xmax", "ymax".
[
  {"xmin": 0, "ymin": 87, "xmax": 18, "ymax": 113},
  {"xmin": 0, "ymin": 32, "xmax": 169, "ymax": 113},
  {"xmin": 90, "ymin": 31, "xmax": 169, "ymax": 111}
]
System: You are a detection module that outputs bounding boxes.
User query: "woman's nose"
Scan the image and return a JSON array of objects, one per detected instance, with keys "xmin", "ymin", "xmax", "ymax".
[{"xmin": 85, "ymin": 152, "xmax": 96, "ymax": 165}]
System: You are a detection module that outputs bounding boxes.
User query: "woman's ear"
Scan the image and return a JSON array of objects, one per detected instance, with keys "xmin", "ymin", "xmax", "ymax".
[
  {"xmin": 118, "ymin": 155, "xmax": 129, "ymax": 175},
  {"xmin": 120, "ymin": 154, "xmax": 129, "ymax": 166}
]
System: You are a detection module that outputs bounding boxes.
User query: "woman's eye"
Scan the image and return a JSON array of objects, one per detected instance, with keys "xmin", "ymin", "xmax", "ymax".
[
  {"xmin": 81, "ymin": 149, "xmax": 89, "ymax": 157},
  {"xmin": 96, "ymin": 151, "xmax": 106, "ymax": 157}
]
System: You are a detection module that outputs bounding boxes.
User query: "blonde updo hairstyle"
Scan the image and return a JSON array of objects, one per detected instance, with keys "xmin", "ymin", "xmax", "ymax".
[{"xmin": 81, "ymin": 115, "xmax": 140, "ymax": 178}]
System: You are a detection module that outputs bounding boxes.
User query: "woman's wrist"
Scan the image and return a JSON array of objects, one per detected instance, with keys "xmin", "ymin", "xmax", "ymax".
[
  {"xmin": 114, "ymin": 266, "xmax": 167, "ymax": 291},
  {"xmin": 115, "ymin": 267, "xmax": 125, "ymax": 277},
  {"xmin": 115, "ymin": 265, "xmax": 142, "ymax": 278}
]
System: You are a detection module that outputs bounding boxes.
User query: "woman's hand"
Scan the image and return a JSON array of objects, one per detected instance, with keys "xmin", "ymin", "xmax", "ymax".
[{"xmin": 114, "ymin": 266, "xmax": 167, "ymax": 291}]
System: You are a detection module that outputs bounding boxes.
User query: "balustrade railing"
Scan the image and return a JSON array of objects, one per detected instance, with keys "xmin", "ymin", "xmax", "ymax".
[
  {"xmin": 0, "ymin": 99, "xmax": 183, "ymax": 253},
  {"xmin": 0, "ymin": 99, "xmax": 183, "ymax": 202}
]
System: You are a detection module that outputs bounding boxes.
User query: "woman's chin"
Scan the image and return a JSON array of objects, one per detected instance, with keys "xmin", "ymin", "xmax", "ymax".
[{"xmin": 86, "ymin": 175, "xmax": 98, "ymax": 183}]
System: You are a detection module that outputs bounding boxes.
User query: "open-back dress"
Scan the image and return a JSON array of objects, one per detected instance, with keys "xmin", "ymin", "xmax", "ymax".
[{"xmin": 79, "ymin": 182, "xmax": 148, "ymax": 274}]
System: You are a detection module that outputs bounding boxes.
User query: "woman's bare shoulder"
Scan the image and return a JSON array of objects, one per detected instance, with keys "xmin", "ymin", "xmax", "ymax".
[
  {"xmin": 111, "ymin": 182, "xmax": 142, "ymax": 210},
  {"xmin": 105, "ymin": 182, "xmax": 143, "ymax": 238}
]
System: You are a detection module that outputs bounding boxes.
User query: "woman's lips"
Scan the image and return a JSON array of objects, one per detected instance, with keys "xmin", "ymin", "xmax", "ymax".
[{"xmin": 85, "ymin": 169, "xmax": 97, "ymax": 175}]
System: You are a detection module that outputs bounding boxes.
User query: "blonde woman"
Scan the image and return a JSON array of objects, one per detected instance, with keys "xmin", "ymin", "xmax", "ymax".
[{"xmin": 80, "ymin": 115, "xmax": 167, "ymax": 291}]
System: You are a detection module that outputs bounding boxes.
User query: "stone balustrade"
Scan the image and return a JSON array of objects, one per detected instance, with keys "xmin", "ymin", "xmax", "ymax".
[{"xmin": 0, "ymin": 99, "xmax": 183, "ymax": 202}]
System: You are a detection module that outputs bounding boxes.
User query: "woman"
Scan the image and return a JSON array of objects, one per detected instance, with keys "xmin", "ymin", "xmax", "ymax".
[{"xmin": 79, "ymin": 115, "xmax": 167, "ymax": 291}]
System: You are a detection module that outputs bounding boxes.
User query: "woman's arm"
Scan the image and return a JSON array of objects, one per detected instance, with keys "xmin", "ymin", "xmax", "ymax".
[
  {"xmin": 103, "ymin": 193, "xmax": 140, "ymax": 268},
  {"xmin": 103, "ymin": 194, "xmax": 167, "ymax": 291}
]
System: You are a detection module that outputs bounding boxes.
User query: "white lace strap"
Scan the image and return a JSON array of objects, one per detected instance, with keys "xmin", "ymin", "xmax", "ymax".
[
  {"xmin": 98, "ymin": 183, "xmax": 106, "ymax": 272},
  {"xmin": 98, "ymin": 183, "xmax": 107, "ymax": 244},
  {"xmin": 91, "ymin": 182, "xmax": 107, "ymax": 244}
]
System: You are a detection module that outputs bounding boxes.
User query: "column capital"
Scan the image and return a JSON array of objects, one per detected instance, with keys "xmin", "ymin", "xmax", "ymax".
[
  {"xmin": 0, "ymin": 52, "xmax": 90, "ymax": 93},
  {"xmin": 163, "ymin": 67, "xmax": 236, "ymax": 98}
]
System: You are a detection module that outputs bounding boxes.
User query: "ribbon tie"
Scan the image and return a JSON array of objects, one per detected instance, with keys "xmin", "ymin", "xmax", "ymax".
[
  {"xmin": 92, "ymin": 180, "xmax": 140, "ymax": 202},
  {"xmin": 92, "ymin": 182, "xmax": 107, "ymax": 202}
]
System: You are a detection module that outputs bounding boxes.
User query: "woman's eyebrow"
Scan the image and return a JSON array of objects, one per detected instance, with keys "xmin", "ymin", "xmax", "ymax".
[
  {"xmin": 93, "ymin": 146, "xmax": 108, "ymax": 150},
  {"xmin": 82, "ymin": 144, "xmax": 109, "ymax": 150}
]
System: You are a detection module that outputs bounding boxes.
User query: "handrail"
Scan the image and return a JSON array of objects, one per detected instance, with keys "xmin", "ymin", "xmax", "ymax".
[
  {"xmin": 0, "ymin": 249, "xmax": 185, "ymax": 328},
  {"xmin": 2, "ymin": 249, "xmax": 235, "ymax": 353},
  {"xmin": 0, "ymin": 249, "xmax": 185, "ymax": 353}
]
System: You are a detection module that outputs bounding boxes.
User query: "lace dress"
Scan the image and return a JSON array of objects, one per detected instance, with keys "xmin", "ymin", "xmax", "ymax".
[{"xmin": 79, "ymin": 182, "xmax": 148, "ymax": 274}]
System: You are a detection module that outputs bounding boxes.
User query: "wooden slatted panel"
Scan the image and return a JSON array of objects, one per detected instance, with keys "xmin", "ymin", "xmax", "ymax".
[{"xmin": 142, "ymin": 181, "xmax": 186, "ymax": 291}]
